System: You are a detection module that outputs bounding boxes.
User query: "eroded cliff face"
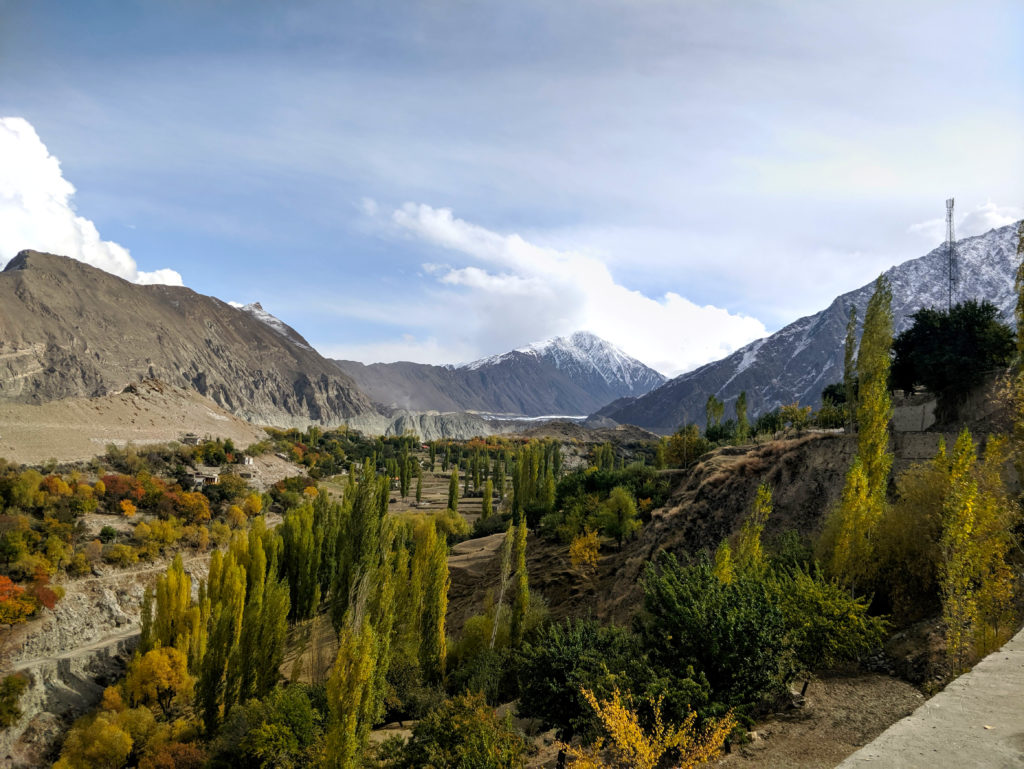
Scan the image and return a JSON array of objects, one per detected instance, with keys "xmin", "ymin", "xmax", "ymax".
[
  {"xmin": 1, "ymin": 556, "xmax": 211, "ymax": 769},
  {"xmin": 0, "ymin": 251, "xmax": 375, "ymax": 427}
]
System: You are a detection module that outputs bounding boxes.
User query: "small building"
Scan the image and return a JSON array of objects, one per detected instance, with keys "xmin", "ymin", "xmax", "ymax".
[
  {"xmin": 242, "ymin": 455, "xmax": 255, "ymax": 466},
  {"xmin": 181, "ymin": 433, "xmax": 201, "ymax": 446},
  {"xmin": 186, "ymin": 466, "xmax": 221, "ymax": 488}
]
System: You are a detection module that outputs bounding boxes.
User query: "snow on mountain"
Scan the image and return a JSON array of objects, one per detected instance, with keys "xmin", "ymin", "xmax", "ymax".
[
  {"xmin": 234, "ymin": 302, "xmax": 314, "ymax": 351},
  {"xmin": 462, "ymin": 331, "xmax": 666, "ymax": 395},
  {"xmin": 599, "ymin": 222, "xmax": 1022, "ymax": 432}
]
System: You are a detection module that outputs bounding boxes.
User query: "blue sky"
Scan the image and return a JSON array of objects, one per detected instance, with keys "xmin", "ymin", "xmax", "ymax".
[{"xmin": 1, "ymin": 0, "xmax": 1022, "ymax": 375}]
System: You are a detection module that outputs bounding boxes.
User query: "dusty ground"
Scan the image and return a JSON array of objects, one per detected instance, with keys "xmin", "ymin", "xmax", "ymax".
[
  {"xmin": 0, "ymin": 379, "xmax": 267, "ymax": 465},
  {"xmin": 715, "ymin": 674, "xmax": 925, "ymax": 769},
  {"xmin": 837, "ymin": 627, "xmax": 1024, "ymax": 769}
]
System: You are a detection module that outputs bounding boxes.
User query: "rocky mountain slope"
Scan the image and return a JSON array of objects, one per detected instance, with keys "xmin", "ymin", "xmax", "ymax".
[
  {"xmin": 599, "ymin": 222, "xmax": 1022, "ymax": 432},
  {"xmin": 0, "ymin": 251, "xmax": 374, "ymax": 427},
  {"xmin": 334, "ymin": 331, "xmax": 665, "ymax": 416}
]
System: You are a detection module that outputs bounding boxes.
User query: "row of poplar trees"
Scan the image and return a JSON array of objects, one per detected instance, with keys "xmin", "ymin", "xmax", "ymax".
[
  {"xmin": 821, "ymin": 247, "xmax": 1023, "ymax": 673},
  {"xmin": 141, "ymin": 459, "xmax": 452, "ymax": 766}
]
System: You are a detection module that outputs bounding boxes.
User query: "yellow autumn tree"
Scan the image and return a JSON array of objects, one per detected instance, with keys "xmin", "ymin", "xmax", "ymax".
[
  {"xmin": 53, "ymin": 710, "xmax": 133, "ymax": 769},
  {"xmin": 563, "ymin": 688, "xmax": 735, "ymax": 769},
  {"xmin": 735, "ymin": 482, "xmax": 772, "ymax": 575},
  {"xmin": 124, "ymin": 646, "xmax": 194, "ymax": 716},
  {"xmin": 712, "ymin": 541, "xmax": 735, "ymax": 584},
  {"xmin": 120, "ymin": 499, "xmax": 136, "ymax": 518},
  {"xmin": 821, "ymin": 276, "xmax": 894, "ymax": 589},
  {"xmin": 941, "ymin": 431, "xmax": 981, "ymax": 673},
  {"xmin": 569, "ymin": 529, "xmax": 600, "ymax": 575}
]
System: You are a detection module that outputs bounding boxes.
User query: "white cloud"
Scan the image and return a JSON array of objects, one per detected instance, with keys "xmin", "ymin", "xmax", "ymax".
[
  {"xmin": 386, "ymin": 203, "xmax": 767, "ymax": 376},
  {"xmin": 316, "ymin": 334, "xmax": 480, "ymax": 367},
  {"xmin": 0, "ymin": 117, "xmax": 182, "ymax": 285},
  {"xmin": 908, "ymin": 201, "xmax": 1023, "ymax": 244}
]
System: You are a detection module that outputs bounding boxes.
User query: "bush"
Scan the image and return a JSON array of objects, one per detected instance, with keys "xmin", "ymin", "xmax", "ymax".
[
  {"xmin": 639, "ymin": 553, "xmax": 795, "ymax": 710},
  {"xmin": 778, "ymin": 568, "xmax": 887, "ymax": 671},
  {"xmin": 388, "ymin": 692, "xmax": 527, "ymax": 769},
  {"xmin": 518, "ymin": 619, "xmax": 643, "ymax": 742},
  {"xmin": 0, "ymin": 674, "xmax": 27, "ymax": 727},
  {"xmin": 208, "ymin": 685, "xmax": 322, "ymax": 769},
  {"xmin": 102, "ymin": 543, "xmax": 139, "ymax": 567},
  {"xmin": 98, "ymin": 526, "xmax": 118, "ymax": 544}
]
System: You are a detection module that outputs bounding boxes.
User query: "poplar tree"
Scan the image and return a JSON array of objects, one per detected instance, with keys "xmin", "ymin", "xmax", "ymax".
[
  {"xmin": 857, "ymin": 275, "xmax": 894, "ymax": 501},
  {"xmin": 735, "ymin": 391, "xmax": 749, "ymax": 443},
  {"xmin": 510, "ymin": 517, "xmax": 530, "ymax": 648},
  {"xmin": 843, "ymin": 305, "xmax": 859, "ymax": 431},
  {"xmin": 415, "ymin": 467, "xmax": 423, "ymax": 503},
  {"xmin": 448, "ymin": 465, "xmax": 459, "ymax": 512},
  {"xmin": 941, "ymin": 431, "xmax": 980, "ymax": 673},
  {"xmin": 735, "ymin": 483, "xmax": 772, "ymax": 575},
  {"xmin": 822, "ymin": 276, "xmax": 893, "ymax": 589},
  {"xmin": 495, "ymin": 462, "xmax": 505, "ymax": 501},
  {"xmin": 419, "ymin": 522, "xmax": 449, "ymax": 683},
  {"xmin": 326, "ymin": 616, "xmax": 377, "ymax": 768},
  {"xmin": 705, "ymin": 394, "xmax": 725, "ymax": 432},
  {"xmin": 482, "ymin": 479, "xmax": 493, "ymax": 520}
]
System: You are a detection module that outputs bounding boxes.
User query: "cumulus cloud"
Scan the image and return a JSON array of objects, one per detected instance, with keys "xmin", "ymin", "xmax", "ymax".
[
  {"xmin": 387, "ymin": 203, "xmax": 767, "ymax": 376},
  {"xmin": 908, "ymin": 201, "xmax": 1023, "ymax": 244},
  {"xmin": 0, "ymin": 117, "xmax": 182, "ymax": 285}
]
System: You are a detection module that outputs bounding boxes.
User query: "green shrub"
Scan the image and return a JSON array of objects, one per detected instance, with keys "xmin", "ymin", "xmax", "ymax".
[
  {"xmin": 778, "ymin": 568, "xmax": 887, "ymax": 670},
  {"xmin": 0, "ymin": 674, "xmax": 27, "ymax": 727},
  {"xmin": 388, "ymin": 692, "xmax": 527, "ymax": 769},
  {"xmin": 102, "ymin": 543, "xmax": 139, "ymax": 567},
  {"xmin": 639, "ymin": 553, "xmax": 795, "ymax": 710}
]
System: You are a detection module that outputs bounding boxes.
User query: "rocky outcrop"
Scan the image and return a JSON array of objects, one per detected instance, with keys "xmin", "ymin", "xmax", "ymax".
[{"xmin": 0, "ymin": 251, "xmax": 375, "ymax": 427}]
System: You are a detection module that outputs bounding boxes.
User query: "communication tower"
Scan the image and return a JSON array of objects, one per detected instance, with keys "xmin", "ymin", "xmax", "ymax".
[{"xmin": 945, "ymin": 198, "xmax": 958, "ymax": 310}]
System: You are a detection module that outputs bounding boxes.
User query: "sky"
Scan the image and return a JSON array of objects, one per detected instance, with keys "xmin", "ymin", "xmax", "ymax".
[{"xmin": 0, "ymin": 1, "xmax": 1021, "ymax": 376}]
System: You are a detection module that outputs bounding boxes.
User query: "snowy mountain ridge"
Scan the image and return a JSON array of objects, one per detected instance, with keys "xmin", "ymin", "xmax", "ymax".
[
  {"xmin": 233, "ymin": 301, "xmax": 314, "ymax": 351},
  {"xmin": 462, "ymin": 330, "xmax": 665, "ymax": 395},
  {"xmin": 599, "ymin": 222, "xmax": 1022, "ymax": 432}
]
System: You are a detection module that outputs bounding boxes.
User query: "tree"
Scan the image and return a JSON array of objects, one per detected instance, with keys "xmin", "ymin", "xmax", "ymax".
[
  {"xmin": 705, "ymin": 395, "xmax": 724, "ymax": 433},
  {"xmin": 735, "ymin": 391, "xmax": 749, "ymax": 443},
  {"xmin": 562, "ymin": 688, "xmax": 735, "ymax": 769},
  {"xmin": 510, "ymin": 517, "xmax": 530, "ymax": 648},
  {"xmin": 448, "ymin": 465, "xmax": 459, "ymax": 513},
  {"xmin": 821, "ymin": 275, "xmax": 893, "ymax": 588},
  {"xmin": 734, "ymin": 483, "xmax": 771, "ymax": 575},
  {"xmin": 639, "ymin": 553, "xmax": 794, "ymax": 708},
  {"xmin": 391, "ymin": 692, "xmax": 527, "ymax": 769},
  {"xmin": 419, "ymin": 522, "xmax": 450, "ymax": 683},
  {"xmin": 0, "ymin": 674, "xmax": 27, "ymax": 727},
  {"xmin": 857, "ymin": 275, "xmax": 894, "ymax": 499},
  {"xmin": 569, "ymin": 529, "xmax": 600, "ymax": 575},
  {"xmin": 598, "ymin": 486, "xmax": 640, "ymax": 549},
  {"xmin": 482, "ymin": 479, "xmax": 493, "ymax": 520},
  {"xmin": 843, "ymin": 305, "xmax": 859, "ymax": 430},
  {"xmin": 0, "ymin": 576, "xmax": 35, "ymax": 624},
  {"xmin": 892, "ymin": 300, "xmax": 1013, "ymax": 414},
  {"xmin": 53, "ymin": 711, "xmax": 133, "ymax": 769},
  {"xmin": 125, "ymin": 647, "xmax": 193, "ymax": 716},
  {"xmin": 326, "ymin": 617, "xmax": 377, "ymax": 768},
  {"xmin": 664, "ymin": 425, "xmax": 709, "ymax": 467}
]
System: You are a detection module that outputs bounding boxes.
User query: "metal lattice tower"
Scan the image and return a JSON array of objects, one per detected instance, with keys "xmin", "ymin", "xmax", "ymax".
[{"xmin": 946, "ymin": 197, "xmax": 958, "ymax": 310}]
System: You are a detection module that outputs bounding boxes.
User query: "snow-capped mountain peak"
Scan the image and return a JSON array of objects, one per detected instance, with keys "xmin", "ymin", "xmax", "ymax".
[
  {"xmin": 462, "ymin": 330, "xmax": 665, "ymax": 395},
  {"xmin": 233, "ymin": 301, "xmax": 313, "ymax": 351}
]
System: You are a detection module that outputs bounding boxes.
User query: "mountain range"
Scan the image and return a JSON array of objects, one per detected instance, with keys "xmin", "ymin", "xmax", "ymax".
[
  {"xmin": 598, "ymin": 222, "xmax": 1022, "ymax": 432},
  {"xmin": 0, "ymin": 251, "xmax": 372, "ymax": 427},
  {"xmin": 333, "ymin": 331, "xmax": 665, "ymax": 417}
]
